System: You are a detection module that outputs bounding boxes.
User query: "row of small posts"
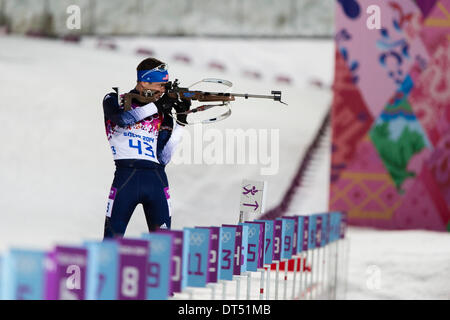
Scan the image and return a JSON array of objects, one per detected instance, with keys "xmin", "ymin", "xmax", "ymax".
[{"xmin": 0, "ymin": 212, "xmax": 348, "ymax": 300}]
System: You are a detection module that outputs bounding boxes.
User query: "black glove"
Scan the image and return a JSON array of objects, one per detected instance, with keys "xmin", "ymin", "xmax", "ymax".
[
  {"xmin": 174, "ymin": 99, "xmax": 191, "ymax": 126},
  {"xmin": 154, "ymin": 93, "xmax": 178, "ymax": 114}
]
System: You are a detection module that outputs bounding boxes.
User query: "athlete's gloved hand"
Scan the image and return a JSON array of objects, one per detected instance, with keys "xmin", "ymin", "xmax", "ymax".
[
  {"xmin": 154, "ymin": 93, "xmax": 178, "ymax": 114},
  {"xmin": 174, "ymin": 99, "xmax": 191, "ymax": 126}
]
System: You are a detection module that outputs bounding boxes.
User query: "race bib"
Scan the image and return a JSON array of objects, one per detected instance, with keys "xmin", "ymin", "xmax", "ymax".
[{"xmin": 107, "ymin": 118, "xmax": 161, "ymax": 164}]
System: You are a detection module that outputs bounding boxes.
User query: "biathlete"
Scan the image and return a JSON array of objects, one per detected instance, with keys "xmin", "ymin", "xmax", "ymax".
[{"xmin": 102, "ymin": 57, "xmax": 189, "ymax": 239}]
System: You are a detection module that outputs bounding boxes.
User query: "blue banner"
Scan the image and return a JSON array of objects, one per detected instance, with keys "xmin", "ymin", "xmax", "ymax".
[
  {"xmin": 282, "ymin": 217, "xmax": 298, "ymax": 255},
  {"xmin": 332, "ymin": 212, "xmax": 343, "ymax": 242},
  {"xmin": 242, "ymin": 222, "xmax": 264, "ymax": 271},
  {"xmin": 182, "ymin": 228, "xmax": 210, "ymax": 288},
  {"xmin": 85, "ymin": 240, "xmax": 119, "ymax": 300},
  {"xmin": 239, "ymin": 223, "xmax": 248, "ymax": 273},
  {"xmin": 1, "ymin": 249, "xmax": 46, "ymax": 300},
  {"xmin": 321, "ymin": 213, "xmax": 329, "ymax": 247},
  {"xmin": 279, "ymin": 218, "xmax": 294, "ymax": 260},
  {"xmin": 308, "ymin": 214, "xmax": 317, "ymax": 250},
  {"xmin": 141, "ymin": 232, "xmax": 174, "ymax": 300},
  {"xmin": 218, "ymin": 226, "xmax": 236, "ymax": 281},
  {"xmin": 239, "ymin": 224, "xmax": 249, "ymax": 273},
  {"xmin": 296, "ymin": 216, "xmax": 305, "ymax": 254}
]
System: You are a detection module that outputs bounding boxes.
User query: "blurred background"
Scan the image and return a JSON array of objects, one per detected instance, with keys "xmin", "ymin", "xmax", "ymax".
[
  {"xmin": 0, "ymin": 0, "xmax": 333, "ymax": 37},
  {"xmin": 0, "ymin": 0, "xmax": 449, "ymax": 299}
]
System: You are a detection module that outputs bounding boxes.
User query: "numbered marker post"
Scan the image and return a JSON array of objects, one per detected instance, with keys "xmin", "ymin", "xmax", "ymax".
[
  {"xmin": 334, "ymin": 212, "xmax": 345, "ymax": 300},
  {"xmin": 182, "ymin": 228, "xmax": 211, "ymax": 292},
  {"xmin": 141, "ymin": 232, "xmax": 174, "ymax": 300},
  {"xmin": 158, "ymin": 229, "xmax": 183, "ymax": 296},
  {"xmin": 219, "ymin": 226, "xmax": 237, "ymax": 299},
  {"xmin": 45, "ymin": 246, "xmax": 87, "ymax": 300},
  {"xmin": 339, "ymin": 212, "xmax": 348, "ymax": 300},
  {"xmin": 254, "ymin": 219, "xmax": 274, "ymax": 300},
  {"xmin": 300, "ymin": 216, "xmax": 309, "ymax": 299},
  {"xmin": 237, "ymin": 224, "xmax": 249, "ymax": 299},
  {"xmin": 201, "ymin": 227, "xmax": 220, "ymax": 284},
  {"xmin": 330, "ymin": 212, "xmax": 341, "ymax": 299},
  {"xmin": 243, "ymin": 221, "xmax": 265, "ymax": 300},
  {"xmin": 242, "ymin": 222, "xmax": 264, "ymax": 272},
  {"xmin": 85, "ymin": 240, "xmax": 119, "ymax": 300},
  {"xmin": 279, "ymin": 217, "xmax": 294, "ymax": 300},
  {"xmin": 239, "ymin": 179, "xmax": 267, "ymax": 223},
  {"xmin": 2, "ymin": 249, "xmax": 46, "ymax": 300},
  {"xmin": 282, "ymin": 216, "xmax": 299, "ymax": 299},
  {"xmin": 239, "ymin": 224, "xmax": 249, "ymax": 273},
  {"xmin": 198, "ymin": 226, "xmax": 220, "ymax": 299},
  {"xmin": 222, "ymin": 224, "xmax": 243, "ymax": 299},
  {"xmin": 307, "ymin": 215, "xmax": 317, "ymax": 300},
  {"xmin": 314, "ymin": 215, "xmax": 323, "ymax": 300},
  {"xmin": 294, "ymin": 216, "xmax": 305, "ymax": 299},
  {"xmin": 320, "ymin": 213, "xmax": 330, "ymax": 299},
  {"xmin": 117, "ymin": 238, "xmax": 149, "ymax": 300},
  {"xmin": 272, "ymin": 219, "xmax": 283, "ymax": 300}
]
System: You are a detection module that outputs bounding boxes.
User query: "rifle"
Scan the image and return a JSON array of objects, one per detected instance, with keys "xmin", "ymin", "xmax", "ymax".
[{"xmin": 119, "ymin": 78, "xmax": 287, "ymax": 125}]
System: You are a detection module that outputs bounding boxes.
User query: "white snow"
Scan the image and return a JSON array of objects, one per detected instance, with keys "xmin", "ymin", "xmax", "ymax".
[{"xmin": 0, "ymin": 35, "xmax": 449, "ymax": 300}]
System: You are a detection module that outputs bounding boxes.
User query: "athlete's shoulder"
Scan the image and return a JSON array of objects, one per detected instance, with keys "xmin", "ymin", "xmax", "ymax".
[{"xmin": 103, "ymin": 91, "xmax": 118, "ymax": 101}]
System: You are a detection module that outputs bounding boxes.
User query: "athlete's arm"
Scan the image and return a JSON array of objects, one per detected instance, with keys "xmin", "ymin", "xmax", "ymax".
[
  {"xmin": 159, "ymin": 122, "xmax": 184, "ymax": 165},
  {"xmin": 103, "ymin": 92, "xmax": 158, "ymax": 127}
]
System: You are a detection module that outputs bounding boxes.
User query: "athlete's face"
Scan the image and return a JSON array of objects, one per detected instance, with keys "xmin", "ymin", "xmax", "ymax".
[{"xmin": 137, "ymin": 81, "xmax": 166, "ymax": 99}]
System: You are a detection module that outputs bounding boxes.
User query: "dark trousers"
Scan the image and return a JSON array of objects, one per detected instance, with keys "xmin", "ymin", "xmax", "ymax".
[{"xmin": 103, "ymin": 163, "xmax": 171, "ymax": 239}]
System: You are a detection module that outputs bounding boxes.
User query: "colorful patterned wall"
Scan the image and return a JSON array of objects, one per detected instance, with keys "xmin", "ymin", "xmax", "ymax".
[{"xmin": 330, "ymin": 0, "xmax": 450, "ymax": 231}]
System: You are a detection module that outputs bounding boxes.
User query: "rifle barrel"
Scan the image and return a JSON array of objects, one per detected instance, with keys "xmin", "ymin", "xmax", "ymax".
[{"xmin": 201, "ymin": 92, "xmax": 279, "ymax": 100}]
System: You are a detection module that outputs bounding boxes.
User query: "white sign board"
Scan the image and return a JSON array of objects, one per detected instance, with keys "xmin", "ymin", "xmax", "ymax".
[{"xmin": 239, "ymin": 179, "xmax": 267, "ymax": 222}]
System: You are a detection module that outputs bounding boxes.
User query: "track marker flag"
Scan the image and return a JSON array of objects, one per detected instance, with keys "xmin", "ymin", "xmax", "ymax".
[
  {"xmin": 85, "ymin": 240, "xmax": 119, "ymax": 300},
  {"xmin": 198, "ymin": 226, "xmax": 221, "ymax": 284},
  {"xmin": 141, "ymin": 232, "xmax": 175, "ymax": 300},
  {"xmin": 296, "ymin": 216, "xmax": 305, "ymax": 254},
  {"xmin": 278, "ymin": 218, "xmax": 294, "ymax": 260},
  {"xmin": 182, "ymin": 227, "xmax": 211, "ymax": 288},
  {"xmin": 218, "ymin": 226, "xmax": 237, "ymax": 281},
  {"xmin": 238, "ymin": 223, "xmax": 250, "ymax": 273},
  {"xmin": 332, "ymin": 212, "xmax": 342, "ymax": 242},
  {"xmin": 45, "ymin": 246, "xmax": 88, "ymax": 300},
  {"xmin": 254, "ymin": 220, "xmax": 274, "ymax": 265},
  {"xmin": 282, "ymin": 217, "xmax": 298, "ymax": 256},
  {"xmin": 222, "ymin": 224, "xmax": 243, "ymax": 276},
  {"xmin": 329, "ymin": 213, "xmax": 336, "ymax": 243},
  {"xmin": 158, "ymin": 229, "xmax": 184, "ymax": 294},
  {"xmin": 244, "ymin": 221, "xmax": 265, "ymax": 271},
  {"xmin": 1, "ymin": 249, "xmax": 46, "ymax": 300},
  {"xmin": 117, "ymin": 238, "xmax": 149, "ymax": 300},
  {"xmin": 308, "ymin": 215, "xmax": 317, "ymax": 250},
  {"xmin": 315, "ymin": 215, "xmax": 323, "ymax": 249},
  {"xmin": 302, "ymin": 216, "xmax": 310, "ymax": 252},
  {"xmin": 321, "ymin": 213, "xmax": 330, "ymax": 247},
  {"xmin": 273, "ymin": 219, "xmax": 283, "ymax": 262}
]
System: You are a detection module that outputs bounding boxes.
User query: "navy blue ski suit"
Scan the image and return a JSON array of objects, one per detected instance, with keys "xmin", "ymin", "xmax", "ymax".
[{"xmin": 102, "ymin": 89, "xmax": 180, "ymax": 238}]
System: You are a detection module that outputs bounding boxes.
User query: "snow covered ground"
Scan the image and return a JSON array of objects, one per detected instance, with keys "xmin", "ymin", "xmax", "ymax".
[{"xmin": 0, "ymin": 35, "xmax": 449, "ymax": 300}]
